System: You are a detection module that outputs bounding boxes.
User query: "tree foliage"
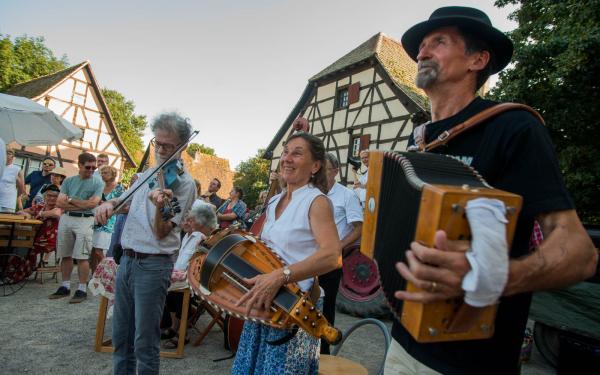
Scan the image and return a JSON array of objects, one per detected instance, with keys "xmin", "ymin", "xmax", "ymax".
[
  {"xmin": 0, "ymin": 35, "xmax": 68, "ymax": 92},
  {"xmin": 101, "ymin": 88, "xmax": 147, "ymax": 164},
  {"xmin": 233, "ymin": 149, "xmax": 270, "ymax": 208},
  {"xmin": 491, "ymin": 0, "xmax": 600, "ymax": 223},
  {"xmin": 187, "ymin": 143, "xmax": 216, "ymax": 157}
]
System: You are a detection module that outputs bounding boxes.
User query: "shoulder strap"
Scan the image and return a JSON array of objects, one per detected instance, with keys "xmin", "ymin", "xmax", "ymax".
[{"xmin": 417, "ymin": 103, "xmax": 544, "ymax": 152}]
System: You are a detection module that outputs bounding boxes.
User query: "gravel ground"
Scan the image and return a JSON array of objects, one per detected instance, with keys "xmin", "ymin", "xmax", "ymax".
[{"xmin": 0, "ymin": 267, "xmax": 554, "ymax": 375}]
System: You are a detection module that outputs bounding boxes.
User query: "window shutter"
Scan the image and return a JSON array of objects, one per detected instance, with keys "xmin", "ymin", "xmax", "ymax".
[
  {"xmin": 348, "ymin": 82, "xmax": 360, "ymax": 104},
  {"xmin": 359, "ymin": 134, "xmax": 371, "ymax": 151}
]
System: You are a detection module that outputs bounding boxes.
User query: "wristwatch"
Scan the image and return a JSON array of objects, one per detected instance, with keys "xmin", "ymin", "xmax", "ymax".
[
  {"xmin": 282, "ymin": 267, "xmax": 291, "ymax": 284},
  {"xmin": 68, "ymin": 197, "xmax": 73, "ymax": 204}
]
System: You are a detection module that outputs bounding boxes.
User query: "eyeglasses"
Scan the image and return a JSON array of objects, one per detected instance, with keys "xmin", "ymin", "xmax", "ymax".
[
  {"xmin": 83, "ymin": 165, "xmax": 97, "ymax": 171},
  {"xmin": 151, "ymin": 138, "xmax": 179, "ymax": 152},
  {"xmin": 42, "ymin": 162, "xmax": 55, "ymax": 167}
]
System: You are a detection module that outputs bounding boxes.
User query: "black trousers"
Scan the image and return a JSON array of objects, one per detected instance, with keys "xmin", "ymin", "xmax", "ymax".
[
  {"xmin": 161, "ymin": 291, "xmax": 187, "ymax": 328},
  {"xmin": 319, "ymin": 268, "xmax": 343, "ymax": 354}
]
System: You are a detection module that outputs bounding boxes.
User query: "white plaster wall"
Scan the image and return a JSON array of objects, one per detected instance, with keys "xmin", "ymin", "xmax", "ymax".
[
  {"xmin": 379, "ymin": 121, "xmax": 403, "ymax": 139},
  {"xmin": 317, "ymin": 82, "xmax": 335, "ymax": 101},
  {"xmin": 351, "ymin": 68, "xmax": 374, "ymax": 86},
  {"xmin": 387, "ymin": 98, "xmax": 410, "ymax": 117},
  {"xmin": 371, "ymin": 103, "xmax": 389, "ymax": 122}
]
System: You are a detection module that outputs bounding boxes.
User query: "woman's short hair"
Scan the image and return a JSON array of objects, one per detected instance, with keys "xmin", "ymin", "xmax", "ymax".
[
  {"xmin": 325, "ymin": 153, "xmax": 339, "ymax": 169},
  {"xmin": 285, "ymin": 132, "xmax": 327, "ymax": 193},
  {"xmin": 99, "ymin": 165, "xmax": 118, "ymax": 181},
  {"xmin": 190, "ymin": 200, "xmax": 218, "ymax": 231},
  {"xmin": 150, "ymin": 112, "xmax": 193, "ymax": 144},
  {"xmin": 233, "ymin": 186, "xmax": 244, "ymax": 200}
]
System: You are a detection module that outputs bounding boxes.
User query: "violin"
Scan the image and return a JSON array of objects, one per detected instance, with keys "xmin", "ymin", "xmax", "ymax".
[{"xmin": 153, "ymin": 159, "xmax": 184, "ymax": 221}]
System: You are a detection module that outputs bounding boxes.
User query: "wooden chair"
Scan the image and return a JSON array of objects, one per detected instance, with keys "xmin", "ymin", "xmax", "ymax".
[
  {"xmin": 319, "ymin": 318, "xmax": 391, "ymax": 375},
  {"xmin": 94, "ymin": 288, "xmax": 191, "ymax": 359}
]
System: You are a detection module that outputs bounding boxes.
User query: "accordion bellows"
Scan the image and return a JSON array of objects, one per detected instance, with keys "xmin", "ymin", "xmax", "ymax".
[{"xmin": 361, "ymin": 151, "xmax": 522, "ymax": 342}]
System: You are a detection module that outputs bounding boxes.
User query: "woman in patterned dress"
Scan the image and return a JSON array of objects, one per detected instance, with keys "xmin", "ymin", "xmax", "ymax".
[
  {"xmin": 91, "ymin": 165, "xmax": 124, "ymax": 273},
  {"xmin": 231, "ymin": 133, "xmax": 342, "ymax": 375}
]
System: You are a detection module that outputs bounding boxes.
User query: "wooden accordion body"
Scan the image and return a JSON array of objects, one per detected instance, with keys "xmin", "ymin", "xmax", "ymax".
[
  {"xmin": 361, "ymin": 151, "xmax": 522, "ymax": 343},
  {"xmin": 188, "ymin": 228, "xmax": 341, "ymax": 344}
]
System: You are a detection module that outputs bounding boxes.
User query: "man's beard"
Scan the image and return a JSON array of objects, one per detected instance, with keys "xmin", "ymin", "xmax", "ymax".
[{"xmin": 416, "ymin": 60, "xmax": 439, "ymax": 89}]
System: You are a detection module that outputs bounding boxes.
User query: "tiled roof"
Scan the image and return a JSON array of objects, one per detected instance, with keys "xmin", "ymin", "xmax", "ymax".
[
  {"xmin": 5, "ymin": 61, "xmax": 88, "ymax": 99},
  {"xmin": 310, "ymin": 32, "xmax": 428, "ymax": 111}
]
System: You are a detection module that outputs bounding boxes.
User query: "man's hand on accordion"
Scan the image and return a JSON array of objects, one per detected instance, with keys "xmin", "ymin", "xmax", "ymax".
[{"xmin": 394, "ymin": 230, "xmax": 471, "ymax": 303}]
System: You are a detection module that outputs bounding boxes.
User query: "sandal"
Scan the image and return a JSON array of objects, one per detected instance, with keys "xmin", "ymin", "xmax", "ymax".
[
  {"xmin": 160, "ymin": 328, "xmax": 177, "ymax": 340},
  {"xmin": 164, "ymin": 334, "xmax": 189, "ymax": 349}
]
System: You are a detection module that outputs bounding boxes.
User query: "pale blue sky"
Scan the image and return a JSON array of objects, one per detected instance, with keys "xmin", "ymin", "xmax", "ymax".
[{"xmin": 0, "ymin": 0, "xmax": 517, "ymax": 168}]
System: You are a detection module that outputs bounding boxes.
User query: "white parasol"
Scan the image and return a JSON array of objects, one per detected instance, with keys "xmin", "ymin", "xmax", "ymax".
[{"xmin": 0, "ymin": 93, "xmax": 83, "ymax": 146}]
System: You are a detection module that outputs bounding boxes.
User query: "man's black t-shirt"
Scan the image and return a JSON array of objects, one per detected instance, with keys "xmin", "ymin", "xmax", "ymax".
[
  {"xmin": 391, "ymin": 97, "xmax": 574, "ymax": 374},
  {"xmin": 209, "ymin": 193, "xmax": 224, "ymax": 209}
]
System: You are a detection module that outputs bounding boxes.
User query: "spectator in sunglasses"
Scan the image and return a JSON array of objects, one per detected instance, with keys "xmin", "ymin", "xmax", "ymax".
[
  {"xmin": 50, "ymin": 152, "xmax": 103, "ymax": 304},
  {"xmin": 24, "ymin": 156, "xmax": 56, "ymax": 208}
]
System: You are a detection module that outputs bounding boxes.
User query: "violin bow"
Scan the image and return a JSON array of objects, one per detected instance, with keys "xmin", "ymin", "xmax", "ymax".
[{"xmin": 111, "ymin": 130, "xmax": 199, "ymax": 214}]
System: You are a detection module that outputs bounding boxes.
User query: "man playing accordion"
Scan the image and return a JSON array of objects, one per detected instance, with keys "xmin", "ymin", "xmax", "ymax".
[{"xmin": 386, "ymin": 6, "xmax": 597, "ymax": 375}]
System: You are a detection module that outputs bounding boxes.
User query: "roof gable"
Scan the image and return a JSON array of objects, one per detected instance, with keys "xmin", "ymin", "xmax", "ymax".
[
  {"xmin": 5, "ymin": 61, "xmax": 88, "ymax": 99},
  {"xmin": 5, "ymin": 61, "xmax": 136, "ymax": 167},
  {"xmin": 310, "ymin": 32, "xmax": 428, "ymax": 111}
]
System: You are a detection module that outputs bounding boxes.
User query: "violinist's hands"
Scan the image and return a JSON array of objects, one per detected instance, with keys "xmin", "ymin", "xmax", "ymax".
[
  {"xmin": 394, "ymin": 230, "xmax": 471, "ymax": 303},
  {"xmin": 236, "ymin": 269, "xmax": 285, "ymax": 316},
  {"xmin": 148, "ymin": 189, "xmax": 173, "ymax": 209},
  {"xmin": 95, "ymin": 202, "xmax": 114, "ymax": 226}
]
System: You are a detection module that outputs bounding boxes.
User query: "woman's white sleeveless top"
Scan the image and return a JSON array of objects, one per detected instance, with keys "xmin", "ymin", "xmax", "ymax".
[
  {"xmin": 261, "ymin": 184, "xmax": 324, "ymax": 292},
  {"xmin": 0, "ymin": 164, "xmax": 20, "ymax": 210}
]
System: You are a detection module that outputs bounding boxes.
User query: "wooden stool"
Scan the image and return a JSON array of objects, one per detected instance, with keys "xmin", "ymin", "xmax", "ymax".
[
  {"xmin": 94, "ymin": 288, "xmax": 191, "ymax": 359},
  {"xmin": 319, "ymin": 355, "xmax": 368, "ymax": 375},
  {"xmin": 192, "ymin": 301, "xmax": 224, "ymax": 346},
  {"xmin": 35, "ymin": 251, "xmax": 59, "ymax": 284}
]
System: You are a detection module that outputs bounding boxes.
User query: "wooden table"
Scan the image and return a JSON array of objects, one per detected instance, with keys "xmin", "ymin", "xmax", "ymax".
[
  {"xmin": 0, "ymin": 213, "xmax": 42, "ymax": 251},
  {"xmin": 0, "ymin": 214, "xmax": 43, "ymax": 296}
]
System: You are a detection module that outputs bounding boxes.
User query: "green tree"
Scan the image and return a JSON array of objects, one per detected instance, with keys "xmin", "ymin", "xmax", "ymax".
[
  {"xmin": 234, "ymin": 149, "xmax": 270, "ymax": 208},
  {"xmin": 0, "ymin": 35, "xmax": 68, "ymax": 92},
  {"xmin": 491, "ymin": 0, "xmax": 600, "ymax": 224},
  {"xmin": 187, "ymin": 143, "xmax": 216, "ymax": 157},
  {"xmin": 102, "ymin": 88, "xmax": 147, "ymax": 164}
]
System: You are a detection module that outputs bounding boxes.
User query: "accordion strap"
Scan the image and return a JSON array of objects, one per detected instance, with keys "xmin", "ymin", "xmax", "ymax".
[{"xmin": 415, "ymin": 103, "xmax": 545, "ymax": 152}]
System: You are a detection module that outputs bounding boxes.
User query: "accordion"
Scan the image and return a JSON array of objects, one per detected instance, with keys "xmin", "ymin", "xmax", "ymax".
[{"xmin": 361, "ymin": 151, "xmax": 522, "ymax": 342}]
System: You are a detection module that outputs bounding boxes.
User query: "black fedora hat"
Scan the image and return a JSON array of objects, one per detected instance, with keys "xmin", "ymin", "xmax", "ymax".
[{"xmin": 401, "ymin": 6, "xmax": 513, "ymax": 74}]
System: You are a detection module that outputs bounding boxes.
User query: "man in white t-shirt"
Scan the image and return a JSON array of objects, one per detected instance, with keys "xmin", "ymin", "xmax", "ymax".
[
  {"xmin": 353, "ymin": 149, "xmax": 369, "ymax": 206},
  {"xmin": 321, "ymin": 153, "xmax": 363, "ymax": 354}
]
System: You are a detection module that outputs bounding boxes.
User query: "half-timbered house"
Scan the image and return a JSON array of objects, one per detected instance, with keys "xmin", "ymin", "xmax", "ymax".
[
  {"xmin": 264, "ymin": 32, "xmax": 429, "ymax": 183},
  {"xmin": 6, "ymin": 61, "xmax": 136, "ymax": 176}
]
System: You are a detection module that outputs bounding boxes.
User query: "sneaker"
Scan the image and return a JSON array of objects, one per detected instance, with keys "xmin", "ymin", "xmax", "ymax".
[
  {"xmin": 69, "ymin": 290, "xmax": 87, "ymax": 304},
  {"xmin": 49, "ymin": 286, "xmax": 70, "ymax": 299}
]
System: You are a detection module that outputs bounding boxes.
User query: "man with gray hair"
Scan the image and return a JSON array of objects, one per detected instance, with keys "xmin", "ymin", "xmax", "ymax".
[{"xmin": 95, "ymin": 112, "xmax": 197, "ymax": 375}]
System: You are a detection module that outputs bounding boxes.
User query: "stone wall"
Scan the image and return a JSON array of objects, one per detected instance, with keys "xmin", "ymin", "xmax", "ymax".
[{"xmin": 181, "ymin": 151, "xmax": 234, "ymax": 201}]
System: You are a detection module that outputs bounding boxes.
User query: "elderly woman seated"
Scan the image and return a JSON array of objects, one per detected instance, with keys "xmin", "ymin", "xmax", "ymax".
[
  {"xmin": 161, "ymin": 200, "xmax": 217, "ymax": 346},
  {"xmin": 18, "ymin": 184, "xmax": 63, "ymax": 265}
]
